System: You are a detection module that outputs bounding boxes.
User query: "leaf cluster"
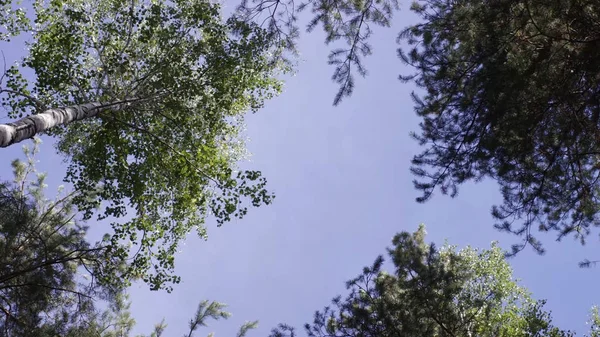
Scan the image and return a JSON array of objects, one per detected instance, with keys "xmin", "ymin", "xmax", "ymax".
[
  {"xmin": 0, "ymin": 141, "xmax": 126, "ymax": 336},
  {"xmin": 235, "ymin": 0, "xmax": 399, "ymax": 104},
  {"xmin": 270, "ymin": 225, "xmax": 571, "ymax": 337},
  {"xmin": 398, "ymin": 0, "xmax": 600, "ymax": 254},
  {"xmin": 1, "ymin": 0, "xmax": 290, "ymax": 291}
]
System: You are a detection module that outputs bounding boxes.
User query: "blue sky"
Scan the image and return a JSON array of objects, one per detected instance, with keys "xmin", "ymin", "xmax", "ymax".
[{"xmin": 1, "ymin": 3, "xmax": 599, "ymax": 336}]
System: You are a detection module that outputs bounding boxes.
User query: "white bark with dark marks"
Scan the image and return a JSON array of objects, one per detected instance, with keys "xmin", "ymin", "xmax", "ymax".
[{"xmin": 0, "ymin": 101, "xmax": 124, "ymax": 148}]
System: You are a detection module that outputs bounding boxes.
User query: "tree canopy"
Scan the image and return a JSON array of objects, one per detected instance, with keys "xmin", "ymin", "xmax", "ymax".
[
  {"xmin": 270, "ymin": 225, "xmax": 600, "ymax": 337},
  {"xmin": 0, "ymin": 141, "xmax": 125, "ymax": 336},
  {"xmin": 0, "ymin": 0, "xmax": 290, "ymax": 291},
  {"xmin": 0, "ymin": 142, "xmax": 258, "ymax": 337},
  {"xmin": 4, "ymin": 0, "xmax": 600, "ymax": 333},
  {"xmin": 236, "ymin": 0, "xmax": 600, "ymax": 254},
  {"xmin": 400, "ymin": 0, "xmax": 600, "ymax": 254},
  {"xmin": 235, "ymin": 0, "xmax": 400, "ymax": 104}
]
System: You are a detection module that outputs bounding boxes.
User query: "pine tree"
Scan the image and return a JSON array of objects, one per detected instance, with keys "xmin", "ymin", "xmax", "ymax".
[
  {"xmin": 270, "ymin": 225, "xmax": 574, "ymax": 337},
  {"xmin": 235, "ymin": 0, "xmax": 399, "ymax": 104},
  {"xmin": 0, "ymin": 140, "xmax": 125, "ymax": 336}
]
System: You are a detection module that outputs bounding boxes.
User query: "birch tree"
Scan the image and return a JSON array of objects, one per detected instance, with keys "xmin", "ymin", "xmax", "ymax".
[{"xmin": 0, "ymin": 0, "xmax": 289, "ymax": 291}]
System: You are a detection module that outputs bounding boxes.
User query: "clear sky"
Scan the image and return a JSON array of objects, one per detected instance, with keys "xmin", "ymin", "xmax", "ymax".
[{"xmin": 1, "ymin": 3, "xmax": 599, "ymax": 336}]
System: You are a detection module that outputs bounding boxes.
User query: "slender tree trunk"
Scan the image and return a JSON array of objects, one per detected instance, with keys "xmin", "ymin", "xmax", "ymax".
[{"xmin": 0, "ymin": 101, "xmax": 122, "ymax": 148}]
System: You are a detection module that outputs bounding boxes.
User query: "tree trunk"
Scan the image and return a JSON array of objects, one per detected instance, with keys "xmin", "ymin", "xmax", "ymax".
[{"xmin": 0, "ymin": 101, "xmax": 120, "ymax": 148}]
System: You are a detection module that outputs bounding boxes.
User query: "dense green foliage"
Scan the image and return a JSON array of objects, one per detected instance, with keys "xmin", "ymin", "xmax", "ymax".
[
  {"xmin": 271, "ymin": 225, "xmax": 578, "ymax": 337},
  {"xmin": 0, "ymin": 144, "xmax": 257, "ymax": 337},
  {"xmin": 237, "ymin": 0, "xmax": 600, "ymax": 254},
  {"xmin": 0, "ymin": 141, "xmax": 124, "ymax": 336},
  {"xmin": 398, "ymin": 0, "xmax": 600, "ymax": 255},
  {"xmin": 1, "ymin": 0, "xmax": 290, "ymax": 291}
]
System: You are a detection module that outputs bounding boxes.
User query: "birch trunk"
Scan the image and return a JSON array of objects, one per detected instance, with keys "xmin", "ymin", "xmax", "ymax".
[{"xmin": 0, "ymin": 101, "xmax": 121, "ymax": 148}]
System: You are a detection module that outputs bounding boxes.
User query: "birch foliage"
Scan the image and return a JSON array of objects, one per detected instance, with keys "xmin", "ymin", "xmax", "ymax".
[{"xmin": 0, "ymin": 0, "xmax": 289, "ymax": 291}]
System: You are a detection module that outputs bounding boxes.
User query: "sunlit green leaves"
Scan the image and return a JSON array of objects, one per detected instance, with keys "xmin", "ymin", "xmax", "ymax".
[
  {"xmin": 1, "ymin": 0, "xmax": 289, "ymax": 292},
  {"xmin": 0, "ymin": 0, "xmax": 29, "ymax": 41},
  {"xmin": 2, "ymin": 64, "xmax": 34, "ymax": 118},
  {"xmin": 271, "ymin": 225, "xmax": 573, "ymax": 337}
]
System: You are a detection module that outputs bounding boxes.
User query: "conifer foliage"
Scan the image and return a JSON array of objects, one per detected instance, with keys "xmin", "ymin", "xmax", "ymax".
[
  {"xmin": 400, "ymin": 0, "xmax": 600, "ymax": 254},
  {"xmin": 0, "ymin": 143, "xmax": 256, "ymax": 336},
  {"xmin": 270, "ymin": 225, "xmax": 575, "ymax": 337},
  {"xmin": 0, "ymin": 141, "xmax": 123, "ymax": 336}
]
